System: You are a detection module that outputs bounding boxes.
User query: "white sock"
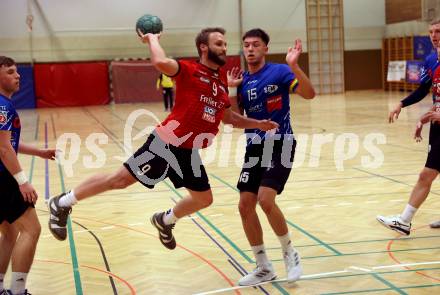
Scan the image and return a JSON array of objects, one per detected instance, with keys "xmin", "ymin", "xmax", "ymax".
[
  {"xmin": 162, "ymin": 208, "xmax": 178, "ymax": 225},
  {"xmin": 401, "ymin": 204, "xmax": 418, "ymax": 223},
  {"xmin": 277, "ymin": 232, "xmax": 294, "ymax": 254},
  {"xmin": 58, "ymin": 190, "xmax": 78, "ymax": 208},
  {"xmin": 0, "ymin": 273, "xmax": 4, "ymax": 291},
  {"xmin": 252, "ymin": 244, "xmax": 270, "ymax": 267},
  {"xmin": 10, "ymin": 272, "xmax": 27, "ymax": 295}
]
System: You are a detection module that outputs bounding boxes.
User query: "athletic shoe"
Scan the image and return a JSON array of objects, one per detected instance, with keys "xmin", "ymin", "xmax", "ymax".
[
  {"xmin": 48, "ymin": 193, "xmax": 72, "ymax": 241},
  {"xmin": 284, "ymin": 248, "xmax": 302, "ymax": 283},
  {"xmin": 150, "ymin": 212, "xmax": 176, "ymax": 250},
  {"xmin": 238, "ymin": 263, "xmax": 277, "ymax": 286},
  {"xmin": 430, "ymin": 220, "xmax": 440, "ymax": 228},
  {"xmin": 0, "ymin": 290, "xmax": 11, "ymax": 295},
  {"xmin": 376, "ymin": 215, "xmax": 411, "ymax": 235}
]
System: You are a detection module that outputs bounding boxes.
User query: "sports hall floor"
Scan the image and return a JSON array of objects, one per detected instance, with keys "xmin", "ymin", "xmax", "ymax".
[{"xmin": 11, "ymin": 90, "xmax": 440, "ymax": 294}]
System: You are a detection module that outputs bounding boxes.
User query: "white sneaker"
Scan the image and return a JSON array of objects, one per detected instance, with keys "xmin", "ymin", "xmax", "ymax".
[
  {"xmin": 376, "ymin": 215, "xmax": 411, "ymax": 235},
  {"xmin": 284, "ymin": 249, "xmax": 302, "ymax": 283},
  {"xmin": 238, "ymin": 263, "xmax": 276, "ymax": 286}
]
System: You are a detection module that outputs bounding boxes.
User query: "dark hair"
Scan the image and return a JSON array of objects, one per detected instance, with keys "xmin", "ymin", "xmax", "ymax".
[
  {"xmin": 431, "ymin": 19, "xmax": 440, "ymax": 26},
  {"xmin": 0, "ymin": 56, "xmax": 15, "ymax": 67},
  {"xmin": 195, "ymin": 27, "xmax": 226, "ymax": 57},
  {"xmin": 242, "ymin": 28, "xmax": 270, "ymax": 45}
]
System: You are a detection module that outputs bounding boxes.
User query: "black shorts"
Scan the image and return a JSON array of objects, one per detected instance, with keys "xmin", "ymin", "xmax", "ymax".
[
  {"xmin": 123, "ymin": 132, "xmax": 210, "ymax": 192},
  {"xmin": 426, "ymin": 125, "xmax": 440, "ymax": 171},
  {"xmin": 237, "ymin": 137, "xmax": 296, "ymax": 195},
  {"xmin": 0, "ymin": 171, "xmax": 34, "ymax": 224}
]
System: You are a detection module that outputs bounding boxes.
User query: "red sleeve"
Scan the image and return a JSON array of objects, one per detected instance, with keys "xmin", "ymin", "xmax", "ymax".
[{"xmin": 173, "ymin": 60, "xmax": 192, "ymax": 82}]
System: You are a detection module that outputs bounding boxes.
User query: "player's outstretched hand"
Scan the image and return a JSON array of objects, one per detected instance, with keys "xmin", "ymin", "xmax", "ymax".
[
  {"xmin": 286, "ymin": 39, "xmax": 302, "ymax": 67},
  {"xmin": 258, "ymin": 120, "xmax": 279, "ymax": 131},
  {"xmin": 388, "ymin": 102, "xmax": 402, "ymax": 123},
  {"xmin": 227, "ymin": 67, "xmax": 243, "ymax": 87},
  {"xmin": 39, "ymin": 148, "xmax": 57, "ymax": 160},
  {"xmin": 414, "ymin": 121, "xmax": 423, "ymax": 142}
]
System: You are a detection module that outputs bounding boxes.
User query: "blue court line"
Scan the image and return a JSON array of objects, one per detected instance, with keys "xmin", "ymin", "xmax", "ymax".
[
  {"xmin": 48, "ymin": 121, "xmax": 83, "ymax": 295},
  {"xmin": 209, "ymin": 173, "xmax": 342, "ymax": 256}
]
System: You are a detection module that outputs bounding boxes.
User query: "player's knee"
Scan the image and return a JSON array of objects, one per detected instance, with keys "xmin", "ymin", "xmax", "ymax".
[
  {"xmin": 418, "ymin": 169, "xmax": 438, "ymax": 184},
  {"xmin": 258, "ymin": 199, "xmax": 275, "ymax": 215},
  {"xmin": 199, "ymin": 194, "xmax": 213, "ymax": 208},
  {"xmin": 238, "ymin": 199, "xmax": 256, "ymax": 217},
  {"xmin": 21, "ymin": 221, "xmax": 41, "ymax": 242},
  {"xmin": 0, "ymin": 226, "xmax": 18, "ymax": 244}
]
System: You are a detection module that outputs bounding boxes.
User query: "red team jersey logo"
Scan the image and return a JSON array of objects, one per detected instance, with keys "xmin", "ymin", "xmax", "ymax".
[{"xmin": 156, "ymin": 60, "xmax": 231, "ymax": 149}]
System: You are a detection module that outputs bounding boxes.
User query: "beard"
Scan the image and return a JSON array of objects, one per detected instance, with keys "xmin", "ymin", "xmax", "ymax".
[{"xmin": 207, "ymin": 47, "xmax": 226, "ymax": 66}]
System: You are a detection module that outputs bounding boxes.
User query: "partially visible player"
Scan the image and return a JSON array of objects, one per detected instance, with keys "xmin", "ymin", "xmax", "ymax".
[
  {"xmin": 228, "ymin": 28, "xmax": 315, "ymax": 285},
  {"xmin": 377, "ymin": 20, "xmax": 440, "ymax": 234},
  {"xmin": 47, "ymin": 28, "xmax": 279, "ymax": 254},
  {"xmin": 0, "ymin": 56, "xmax": 56, "ymax": 295}
]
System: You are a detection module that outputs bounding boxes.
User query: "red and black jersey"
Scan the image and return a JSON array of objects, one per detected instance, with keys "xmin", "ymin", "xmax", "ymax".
[{"xmin": 156, "ymin": 60, "xmax": 230, "ymax": 149}]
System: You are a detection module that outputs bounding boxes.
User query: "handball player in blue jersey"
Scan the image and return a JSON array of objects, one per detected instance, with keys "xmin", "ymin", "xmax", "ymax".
[
  {"xmin": 228, "ymin": 28, "xmax": 315, "ymax": 285},
  {"xmin": 0, "ymin": 56, "xmax": 56, "ymax": 295},
  {"xmin": 377, "ymin": 20, "xmax": 440, "ymax": 234}
]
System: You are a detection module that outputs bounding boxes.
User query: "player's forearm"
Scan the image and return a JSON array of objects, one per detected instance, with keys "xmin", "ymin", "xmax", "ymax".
[
  {"xmin": 0, "ymin": 144, "xmax": 24, "ymax": 176},
  {"xmin": 18, "ymin": 142, "xmax": 43, "ymax": 157},
  {"xmin": 401, "ymin": 82, "xmax": 431, "ymax": 108},
  {"xmin": 290, "ymin": 64, "xmax": 315, "ymax": 99},
  {"xmin": 228, "ymin": 112, "xmax": 262, "ymax": 129}
]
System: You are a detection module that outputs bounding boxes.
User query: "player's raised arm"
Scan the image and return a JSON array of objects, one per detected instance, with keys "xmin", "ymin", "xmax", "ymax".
[
  {"xmin": 286, "ymin": 39, "xmax": 315, "ymax": 99},
  {"xmin": 138, "ymin": 32, "xmax": 179, "ymax": 77}
]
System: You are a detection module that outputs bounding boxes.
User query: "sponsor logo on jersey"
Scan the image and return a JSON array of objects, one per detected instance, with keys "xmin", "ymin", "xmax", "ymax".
[
  {"xmin": 0, "ymin": 111, "xmax": 8, "ymax": 125},
  {"xmin": 219, "ymin": 85, "xmax": 226, "ymax": 93},
  {"xmin": 202, "ymin": 105, "xmax": 216, "ymax": 123},
  {"xmin": 200, "ymin": 94, "xmax": 225, "ymax": 109},
  {"xmin": 266, "ymin": 95, "xmax": 282, "ymax": 112},
  {"xmin": 248, "ymin": 103, "xmax": 263, "ymax": 113},
  {"xmin": 200, "ymin": 76, "xmax": 210, "ymax": 84},
  {"xmin": 264, "ymin": 84, "xmax": 278, "ymax": 94},
  {"xmin": 247, "ymin": 80, "xmax": 258, "ymax": 85},
  {"xmin": 197, "ymin": 70, "xmax": 208, "ymax": 76}
]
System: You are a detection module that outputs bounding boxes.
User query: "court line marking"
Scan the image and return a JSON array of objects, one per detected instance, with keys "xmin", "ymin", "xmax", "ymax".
[{"xmin": 193, "ymin": 261, "xmax": 440, "ymax": 295}]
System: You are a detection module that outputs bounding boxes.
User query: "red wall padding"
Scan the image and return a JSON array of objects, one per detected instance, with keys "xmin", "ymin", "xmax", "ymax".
[
  {"xmin": 34, "ymin": 62, "xmax": 110, "ymax": 108},
  {"xmin": 111, "ymin": 61, "xmax": 162, "ymax": 104}
]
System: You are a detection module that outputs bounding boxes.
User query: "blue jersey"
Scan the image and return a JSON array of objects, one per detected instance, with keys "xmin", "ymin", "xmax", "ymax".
[
  {"xmin": 420, "ymin": 51, "xmax": 440, "ymax": 103},
  {"xmin": 0, "ymin": 94, "xmax": 21, "ymax": 173},
  {"xmin": 238, "ymin": 63, "xmax": 298, "ymax": 145}
]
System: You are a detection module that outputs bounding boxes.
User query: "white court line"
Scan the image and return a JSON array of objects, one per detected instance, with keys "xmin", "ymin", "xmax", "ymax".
[
  {"xmin": 101, "ymin": 226, "xmax": 115, "ymax": 230},
  {"xmin": 389, "ymin": 199, "xmax": 404, "ymax": 202},
  {"xmin": 192, "ymin": 270, "xmax": 349, "ymax": 295},
  {"xmin": 313, "ymin": 204, "xmax": 329, "ymax": 208},
  {"xmin": 193, "ymin": 260, "xmax": 440, "ymax": 295},
  {"xmin": 365, "ymin": 200, "xmax": 379, "ymax": 204}
]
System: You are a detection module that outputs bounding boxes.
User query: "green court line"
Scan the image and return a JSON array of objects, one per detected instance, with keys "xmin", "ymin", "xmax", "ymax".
[
  {"xmin": 210, "ymin": 173, "xmax": 342, "ymax": 255},
  {"xmin": 321, "ymin": 282, "xmax": 440, "ymax": 295},
  {"xmin": 270, "ymin": 245, "xmax": 440, "ymax": 261},
  {"xmin": 303, "ymin": 266, "xmax": 440, "ymax": 281},
  {"xmin": 162, "ymin": 181, "xmax": 290, "ymax": 295},
  {"xmin": 244, "ymin": 234, "xmax": 440, "ymax": 252},
  {"xmin": 370, "ymin": 273, "xmax": 407, "ymax": 294},
  {"xmin": 209, "ymin": 173, "xmax": 410, "ymax": 293},
  {"xmin": 57, "ymin": 159, "xmax": 83, "ymax": 295}
]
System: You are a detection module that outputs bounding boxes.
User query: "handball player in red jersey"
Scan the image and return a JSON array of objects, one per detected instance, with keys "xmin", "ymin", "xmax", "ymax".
[{"xmin": 47, "ymin": 27, "xmax": 279, "ymax": 251}]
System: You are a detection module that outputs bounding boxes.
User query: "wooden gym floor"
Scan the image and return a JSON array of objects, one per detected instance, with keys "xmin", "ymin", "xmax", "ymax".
[{"xmin": 7, "ymin": 90, "xmax": 440, "ymax": 294}]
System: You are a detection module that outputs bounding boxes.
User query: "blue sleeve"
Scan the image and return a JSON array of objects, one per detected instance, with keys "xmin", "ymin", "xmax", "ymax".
[
  {"xmin": 279, "ymin": 64, "xmax": 298, "ymax": 92},
  {"xmin": 420, "ymin": 54, "xmax": 434, "ymax": 85},
  {"xmin": 400, "ymin": 82, "xmax": 431, "ymax": 107},
  {"xmin": 0, "ymin": 105, "xmax": 13, "ymax": 131}
]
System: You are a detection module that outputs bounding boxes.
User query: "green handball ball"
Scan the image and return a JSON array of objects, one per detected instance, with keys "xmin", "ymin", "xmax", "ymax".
[{"xmin": 136, "ymin": 14, "xmax": 163, "ymax": 36}]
